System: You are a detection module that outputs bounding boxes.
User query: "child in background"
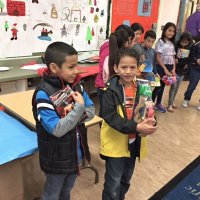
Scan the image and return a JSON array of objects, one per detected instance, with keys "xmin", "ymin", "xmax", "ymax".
[
  {"xmin": 95, "ymin": 26, "xmax": 134, "ymax": 116},
  {"xmin": 131, "ymin": 23, "xmax": 145, "ymax": 63},
  {"xmin": 115, "ymin": 24, "xmax": 135, "ymax": 47},
  {"xmin": 172, "ymin": 32, "xmax": 194, "ymax": 108},
  {"xmin": 182, "ymin": 40, "xmax": 200, "ymax": 110},
  {"xmin": 100, "ymin": 48, "xmax": 157, "ymax": 200},
  {"xmin": 106, "ymin": 30, "xmax": 130, "ymax": 81},
  {"xmin": 32, "ymin": 42, "xmax": 95, "ymax": 200},
  {"xmin": 142, "ymin": 30, "xmax": 159, "ymax": 81},
  {"xmin": 95, "ymin": 25, "xmax": 134, "ymax": 90},
  {"xmin": 152, "ymin": 22, "xmax": 177, "ymax": 113}
]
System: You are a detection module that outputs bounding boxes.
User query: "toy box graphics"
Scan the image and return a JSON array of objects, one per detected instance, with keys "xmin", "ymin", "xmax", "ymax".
[
  {"xmin": 134, "ymin": 82, "xmax": 155, "ymax": 123},
  {"xmin": 143, "ymin": 60, "xmax": 153, "ymax": 73},
  {"xmin": 50, "ymin": 85, "xmax": 87, "ymax": 122},
  {"xmin": 177, "ymin": 48, "xmax": 190, "ymax": 59}
]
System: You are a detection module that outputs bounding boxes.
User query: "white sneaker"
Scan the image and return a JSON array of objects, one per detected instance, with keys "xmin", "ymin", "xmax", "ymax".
[
  {"xmin": 182, "ymin": 100, "xmax": 189, "ymax": 108},
  {"xmin": 197, "ymin": 104, "xmax": 200, "ymax": 111}
]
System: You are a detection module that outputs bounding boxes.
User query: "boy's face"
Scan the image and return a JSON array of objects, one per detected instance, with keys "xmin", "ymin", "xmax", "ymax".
[
  {"xmin": 114, "ymin": 56, "xmax": 138, "ymax": 86},
  {"xmin": 133, "ymin": 30, "xmax": 143, "ymax": 43},
  {"xmin": 144, "ymin": 37, "xmax": 155, "ymax": 49},
  {"xmin": 52, "ymin": 55, "xmax": 78, "ymax": 83}
]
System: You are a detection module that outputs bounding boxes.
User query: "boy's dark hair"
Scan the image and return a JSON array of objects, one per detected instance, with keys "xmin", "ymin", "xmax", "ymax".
[
  {"xmin": 44, "ymin": 42, "xmax": 77, "ymax": 68},
  {"xmin": 144, "ymin": 30, "xmax": 156, "ymax": 40},
  {"xmin": 131, "ymin": 23, "xmax": 144, "ymax": 34},
  {"xmin": 161, "ymin": 22, "xmax": 176, "ymax": 44},
  {"xmin": 177, "ymin": 31, "xmax": 193, "ymax": 45},
  {"xmin": 108, "ymin": 30, "xmax": 129, "ymax": 76},
  {"xmin": 115, "ymin": 48, "xmax": 140, "ymax": 69},
  {"xmin": 115, "ymin": 24, "xmax": 135, "ymax": 40}
]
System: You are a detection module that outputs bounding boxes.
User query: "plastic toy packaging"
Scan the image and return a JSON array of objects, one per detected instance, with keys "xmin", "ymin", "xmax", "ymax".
[
  {"xmin": 134, "ymin": 82, "xmax": 155, "ymax": 127},
  {"xmin": 162, "ymin": 75, "xmax": 176, "ymax": 86},
  {"xmin": 50, "ymin": 85, "xmax": 87, "ymax": 122},
  {"xmin": 134, "ymin": 82, "xmax": 156, "ymax": 160},
  {"xmin": 50, "ymin": 85, "xmax": 74, "ymax": 117}
]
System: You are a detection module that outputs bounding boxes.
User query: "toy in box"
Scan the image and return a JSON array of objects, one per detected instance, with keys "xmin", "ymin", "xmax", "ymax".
[
  {"xmin": 162, "ymin": 75, "xmax": 176, "ymax": 86},
  {"xmin": 50, "ymin": 85, "xmax": 87, "ymax": 122},
  {"xmin": 134, "ymin": 83, "xmax": 155, "ymax": 123},
  {"xmin": 134, "ymin": 82, "xmax": 156, "ymax": 159},
  {"xmin": 177, "ymin": 48, "xmax": 190, "ymax": 59}
]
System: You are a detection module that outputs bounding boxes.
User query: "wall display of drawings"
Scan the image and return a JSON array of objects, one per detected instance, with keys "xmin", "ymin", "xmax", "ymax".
[{"xmin": 0, "ymin": 0, "xmax": 108, "ymax": 58}]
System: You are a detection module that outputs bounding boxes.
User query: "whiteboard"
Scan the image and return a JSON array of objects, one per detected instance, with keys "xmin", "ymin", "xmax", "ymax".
[{"xmin": 0, "ymin": 0, "xmax": 109, "ymax": 58}]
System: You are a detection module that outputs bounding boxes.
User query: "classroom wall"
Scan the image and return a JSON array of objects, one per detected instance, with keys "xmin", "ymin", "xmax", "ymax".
[
  {"xmin": 110, "ymin": 0, "xmax": 182, "ymax": 41},
  {"xmin": 111, "ymin": 0, "xmax": 160, "ymax": 36},
  {"xmin": 156, "ymin": 0, "xmax": 181, "ymax": 39}
]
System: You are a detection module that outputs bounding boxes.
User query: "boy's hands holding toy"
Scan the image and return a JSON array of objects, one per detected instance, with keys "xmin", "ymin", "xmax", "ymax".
[
  {"xmin": 136, "ymin": 118, "xmax": 157, "ymax": 136},
  {"xmin": 71, "ymin": 92, "xmax": 84, "ymax": 105}
]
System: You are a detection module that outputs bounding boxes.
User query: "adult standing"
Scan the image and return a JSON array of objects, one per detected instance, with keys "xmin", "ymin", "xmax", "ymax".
[{"xmin": 185, "ymin": 1, "xmax": 200, "ymax": 42}]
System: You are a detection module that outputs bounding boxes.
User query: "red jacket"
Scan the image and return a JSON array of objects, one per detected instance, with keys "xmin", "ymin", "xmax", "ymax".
[{"xmin": 95, "ymin": 40, "xmax": 109, "ymax": 88}]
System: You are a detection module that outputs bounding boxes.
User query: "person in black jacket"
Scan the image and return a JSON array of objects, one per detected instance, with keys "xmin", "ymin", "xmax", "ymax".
[
  {"xmin": 100, "ymin": 48, "xmax": 157, "ymax": 200},
  {"xmin": 182, "ymin": 39, "xmax": 200, "ymax": 110},
  {"xmin": 32, "ymin": 42, "xmax": 95, "ymax": 200},
  {"xmin": 170, "ymin": 32, "xmax": 194, "ymax": 108}
]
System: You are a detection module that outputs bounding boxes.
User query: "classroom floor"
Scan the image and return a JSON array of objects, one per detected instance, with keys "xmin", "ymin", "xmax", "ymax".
[{"xmin": 71, "ymin": 80, "xmax": 200, "ymax": 200}]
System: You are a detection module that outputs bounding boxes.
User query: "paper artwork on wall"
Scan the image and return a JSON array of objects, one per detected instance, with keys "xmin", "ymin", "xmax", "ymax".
[{"xmin": 0, "ymin": 0, "xmax": 108, "ymax": 58}]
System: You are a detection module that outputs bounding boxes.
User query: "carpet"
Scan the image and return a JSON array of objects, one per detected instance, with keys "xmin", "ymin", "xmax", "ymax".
[{"xmin": 149, "ymin": 155, "xmax": 200, "ymax": 200}]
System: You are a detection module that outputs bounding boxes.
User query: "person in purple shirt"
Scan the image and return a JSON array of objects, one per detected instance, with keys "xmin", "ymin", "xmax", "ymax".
[{"xmin": 185, "ymin": 1, "xmax": 200, "ymax": 42}]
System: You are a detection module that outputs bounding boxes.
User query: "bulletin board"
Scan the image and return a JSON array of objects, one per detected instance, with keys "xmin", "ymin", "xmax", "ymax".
[
  {"xmin": 111, "ymin": 0, "xmax": 160, "ymax": 38},
  {"xmin": 0, "ymin": 0, "xmax": 109, "ymax": 58}
]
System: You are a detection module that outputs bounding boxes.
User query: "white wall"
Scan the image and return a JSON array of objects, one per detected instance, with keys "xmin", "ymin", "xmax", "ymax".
[{"xmin": 156, "ymin": 0, "xmax": 181, "ymax": 39}]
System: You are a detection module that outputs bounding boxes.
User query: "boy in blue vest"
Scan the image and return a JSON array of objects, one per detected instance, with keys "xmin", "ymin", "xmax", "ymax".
[{"xmin": 32, "ymin": 42, "xmax": 95, "ymax": 200}]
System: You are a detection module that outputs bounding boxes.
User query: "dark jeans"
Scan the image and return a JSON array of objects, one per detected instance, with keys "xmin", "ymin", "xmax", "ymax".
[
  {"xmin": 41, "ymin": 173, "xmax": 77, "ymax": 200},
  {"xmin": 102, "ymin": 156, "xmax": 136, "ymax": 200},
  {"xmin": 184, "ymin": 68, "xmax": 200, "ymax": 101},
  {"xmin": 152, "ymin": 64, "xmax": 173, "ymax": 104}
]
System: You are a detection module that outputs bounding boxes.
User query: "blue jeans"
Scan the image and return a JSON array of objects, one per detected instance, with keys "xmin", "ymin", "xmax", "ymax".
[
  {"xmin": 41, "ymin": 173, "xmax": 77, "ymax": 200},
  {"xmin": 184, "ymin": 68, "xmax": 200, "ymax": 101},
  {"xmin": 102, "ymin": 156, "xmax": 136, "ymax": 200}
]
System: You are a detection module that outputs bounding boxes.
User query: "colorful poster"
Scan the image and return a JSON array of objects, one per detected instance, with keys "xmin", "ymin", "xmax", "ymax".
[
  {"xmin": 137, "ymin": 0, "xmax": 153, "ymax": 17},
  {"xmin": 0, "ymin": 0, "xmax": 33, "ymax": 57},
  {"xmin": 0, "ymin": 0, "xmax": 108, "ymax": 58},
  {"xmin": 30, "ymin": 0, "xmax": 63, "ymax": 52}
]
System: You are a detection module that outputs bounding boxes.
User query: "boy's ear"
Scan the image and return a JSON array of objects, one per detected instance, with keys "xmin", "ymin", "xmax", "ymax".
[
  {"xmin": 114, "ymin": 64, "xmax": 118, "ymax": 74},
  {"xmin": 49, "ymin": 63, "xmax": 59, "ymax": 74}
]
